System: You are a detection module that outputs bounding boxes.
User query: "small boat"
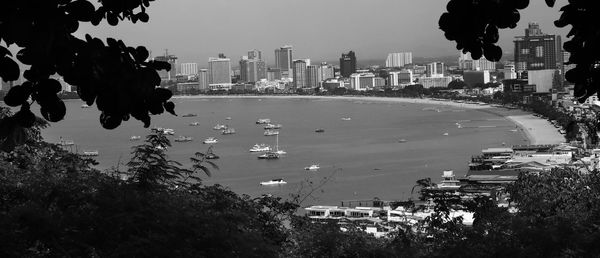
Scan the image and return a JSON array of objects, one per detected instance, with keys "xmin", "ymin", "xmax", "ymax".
[
  {"xmin": 82, "ymin": 150, "xmax": 99, "ymax": 156},
  {"xmin": 304, "ymin": 164, "xmax": 320, "ymax": 171},
  {"xmin": 58, "ymin": 139, "xmax": 75, "ymax": 146},
  {"xmin": 315, "ymin": 128, "xmax": 325, "ymax": 133},
  {"xmin": 341, "ymin": 117, "xmax": 351, "ymax": 121},
  {"xmin": 174, "ymin": 136, "xmax": 193, "ymax": 142},
  {"xmin": 81, "ymin": 104, "xmax": 92, "ymax": 108},
  {"xmin": 155, "ymin": 145, "xmax": 167, "ymax": 150},
  {"xmin": 213, "ymin": 124, "xmax": 228, "ymax": 130},
  {"xmin": 509, "ymin": 129, "xmax": 518, "ymax": 132},
  {"xmin": 264, "ymin": 130, "xmax": 279, "ymax": 136},
  {"xmin": 274, "ymin": 134, "xmax": 286, "ymax": 155},
  {"xmin": 398, "ymin": 139, "xmax": 408, "ymax": 143},
  {"xmin": 249, "ymin": 144, "xmax": 271, "ymax": 152},
  {"xmin": 130, "ymin": 136, "xmax": 141, "ymax": 141},
  {"xmin": 221, "ymin": 128, "xmax": 236, "ymax": 135},
  {"xmin": 256, "ymin": 118, "xmax": 271, "ymax": 124},
  {"xmin": 203, "ymin": 137, "xmax": 218, "ymax": 144},
  {"xmin": 260, "ymin": 178, "xmax": 287, "ymax": 186},
  {"xmin": 205, "ymin": 146, "xmax": 219, "ymax": 159},
  {"xmin": 226, "ymin": 117, "xmax": 232, "ymax": 120},
  {"xmin": 443, "ymin": 132, "xmax": 449, "ymax": 136},
  {"xmin": 189, "ymin": 122, "xmax": 200, "ymax": 126},
  {"xmin": 264, "ymin": 123, "xmax": 282, "ymax": 130},
  {"xmin": 258, "ymin": 151, "xmax": 280, "ymax": 159},
  {"xmin": 182, "ymin": 113, "xmax": 197, "ymax": 117}
]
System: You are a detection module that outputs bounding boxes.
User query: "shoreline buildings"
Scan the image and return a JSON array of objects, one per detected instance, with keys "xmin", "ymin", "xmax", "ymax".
[
  {"xmin": 385, "ymin": 52, "xmax": 412, "ymax": 68},
  {"xmin": 339, "ymin": 51, "xmax": 357, "ymax": 78},
  {"xmin": 514, "ymin": 23, "xmax": 562, "ymax": 72},
  {"xmin": 275, "ymin": 45, "xmax": 293, "ymax": 78},
  {"xmin": 208, "ymin": 56, "xmax": 232, "ymax": 90}
]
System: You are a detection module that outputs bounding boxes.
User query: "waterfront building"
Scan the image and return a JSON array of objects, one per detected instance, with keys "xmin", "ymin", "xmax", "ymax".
[
  {"xmin": 180, "ymin": 63, "xmax": 198, "ymax": 75},
  {"xmin": 426, "ymin": 62, "xmax": 444, "ymax": 77},
  {"xmin": 514, "ymin": 23, "xmax": 562, "ymax": 72},
  {"xmin": 321, "ymin": 78, "xmax": 345, "ymax": 91},
  {"xmin": 463, "ymin": 71, "xmax": 491, "ymax": 87},
  {"xmin": 527, "ymin": 69, "xmax": 557, "ymax": 93},
  {"xmin": 275, "ymin": 45, "xmax": 293, "ymax": 78},
  {"xmin": 339, "ymin": 51, "xmax": 357, "ymax": 78},
  {"xmin": 385, "ymin": 52, "xmax": 412, "ymax": 68},
  {"xmin": 208, "ymin": 57, "xmax": 232, "ymax": 89},
  {"xmin": 267, "ymin": 68, "xmax": 282, "ymax": 81},
  {"xmin": 503, "ymin": 79, "xmax": 535, "ymax": 93},
  {"xmin": 154, "ymin": 53, "xmax": 178, "ymax": 81},
  {"xmin": 458, "ymin": 52, "xmax": 496, "ymax": 71},
  {"xmin": 374, "ymin": 77, "xmax": 386, "ymax": 88},
  {"xmin": 248, "ymin": 49, "xmax": 262, "ymax": 60},
  {"xmin": 240, "ymin": 57, "xmax": 266, "ymax": 83},
  {"xmin": 350, "ymin": 73, "xmax": 375, "ymax": 91},
  {"xmin": 503, "ymin": 64, "xmax": 517, "ymax": 80},
  {"xmin": 389, "ymin": 70, "xmax": 414, "ymax": 86},
  {"xmin": 306, "ymin": 65, "xmax": 321, "ymax": 89},
  {"xmin": 418, "ymin": 76, "xmax": 453, "ymax": 88},
  {"xmin": 198, "ymin": 69, "xmax": 209, "ymax": 90},
  {"xmin": 293, "ymin": 59, "xmax": 307, "ymax": 89},
  {"xmin": 177, "ymin": 82, "xmax": 201, "ymax": 94},
  {"xmin": 319, "ymin": 62, "xmax": 335, "ymax": 81}
]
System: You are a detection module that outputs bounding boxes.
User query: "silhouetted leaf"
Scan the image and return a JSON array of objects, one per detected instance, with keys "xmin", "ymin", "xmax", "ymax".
[
  {"xmin": 0, "ymin": 57, "xmax": 20, "ymax": 81},
  {"xmin": 4, "ymin": 85, "xmax": 32, "ymax": 107},
  {"xmin": 164, "ymin": 101, "xmax": 176, "ymax": 116}
]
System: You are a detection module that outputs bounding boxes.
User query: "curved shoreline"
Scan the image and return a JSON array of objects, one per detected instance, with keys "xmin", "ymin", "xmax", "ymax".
[{"xmin": 174, "ymin": 95, "xmax": 565, "ymax": 145}]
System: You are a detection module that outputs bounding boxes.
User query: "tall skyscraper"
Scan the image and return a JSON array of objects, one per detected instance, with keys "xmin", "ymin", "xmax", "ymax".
[
  {"xmin": 275, "ymin": 45, "xmax": 293, "ymax": 77},
  {"xmin": 154, "ymin": 52, "xmax": 178, "ymax": 81},
  {"xmin": 240, "ymin": 57, "xmax": 266, "ymax": 83},
  {"xmin": 180, "ymin": 63, "xmax": 198, "ymax": 75},
  {"xmin": 514, "ymin": 23, "xmax": 562, "ymax": 72},
  {"xmin": 385, "ymin": 52, "xmax": 413, "ymax": 68},
  {"xmin": 319, "ymin": 62, "xmax": 335, "ymax": 81},
  {"xmin": 208, "ymin": 57, "xmax": 232, "ymax": 86},
  {"xmin": 339, "ymin": 51, "xmax": 357, "ymax": 78},
  {"xmin": 306, "ymin": 65, "xmax": 321, "ymax": 88},
  {"xmin": 293, "ymin": 60, "xmax": 307, "ymax": 89},
  {"xmin": 426, "ymin": 62, "xmax": 444, "ymax": 77},
  {"xmin": 198, "ymin": 69, "xmax": 209, "ymax": 90},
  {"xmin": 248, "ymin": 49, "xmax": 262, "ymax": 60}
]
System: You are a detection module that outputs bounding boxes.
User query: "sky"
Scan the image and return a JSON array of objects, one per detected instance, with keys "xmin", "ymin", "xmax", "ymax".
[{"xmin": 79, "ymin": 0, "xmax": 570, "ymax": 66}]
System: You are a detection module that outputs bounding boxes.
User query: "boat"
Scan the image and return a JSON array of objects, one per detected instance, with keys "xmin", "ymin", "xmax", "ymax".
[
  {"xmin": 304, "ymin": 164, "xmax": 320, "ymax": 170},
  {"xmin": 82, "ymin": 150, "xmax": 99, "ymax": 157},
  {"xmin": 435, "ymin": 170, "xmax": 461, "ymax": 190},
  {"xmin": 264, "ymin": 123, "xmax": 282, "ymax": 129},
  {"xmin": 130, "ymin": 136, "xmax": 141, "ymax": 141},
  {"xmin": 256, "ymin": 118, "xmax": 271, "ymax": 124},
  {"xmin": 81, "ymin": 104, "xmax": 92, "ymax": 108},
  {"xmin": 58, "ymin": 139, "xmax": 75, "ymax": 146},
  {"xmin": 315, "ymin": 128, "xmax": 325, "ymax": 133},
  {"xmin": 174, "ymin": 136, "xmax": 193, "ymax": 142},
  {"xmin": 398, "ymin": 139, "xmax": 408, "ymax": 143},
  {"xmin": 225, "ymin": 117, "xmax": 232, "ymax": 120},
  {"xmin": 203, "ymin": 137, "xmax": 218, "ymax": 144},
  {"xmin": 443, "ymin": 132, "xmax": 449, "ymax": 136},
  {"xmin": 213, "ymin": 124, "xmax": 228, "ymax": 130},
  {"xmin": 258, "ymin": 151, "xmax": 280, "ymax": 159},
  {"xmin": 274, "ymin": 134, "xmax": 286, "ymax": 155},
  {"xmin": 249, "ymin": 144, "xmax": 271, "ymax": 152},
  {"xmin": 189, "ymin": 122, "xmax": 200, "ymax": 126},
  {"xmin": 221, "ymin": 128, "xmax": 236, "ymax": 135},
  {"xmin": 264, "ymin": 130, "xmax": 279, "ymax": 136},
  {"xmin": 341, "ymin": 117, "xmax": 352, "ymax": 121},
  {"xmin": 182, "ymin": 113, "xmax": 197, "ymax": 117},
  {"xmin": 260, "ymin": 178, "xmax": 287, "ymax": 186},
  {"xmin": 205, "ymin": 146, "xmax": 219, "ymax": 159}
]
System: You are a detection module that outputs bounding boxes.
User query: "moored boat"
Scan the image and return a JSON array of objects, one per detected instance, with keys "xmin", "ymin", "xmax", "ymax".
[
  {"xmin": 341, "ymin": 117, "xmax": 351, "ymax": 121},
  {"xmin": 249, "ymin": 144, "xmax": 271, "ymax": 152},
  {"xmin": 203, "ymin": 137, "xmax": 218, "ymax": 144},
  {"xmin": 264, "ymin": 123, "xmax": 282, "ymax": 129},
  {"xmin": 256, "ymin": 118, "xmax": 271, "ymax": 124},
  {"xmin": 182, "ymin": 113, "xmax": 197, "ymax": 117},
  {"xmin": 315, "ymin": 128, "xmax": 325, "ymax": 133},
  {"xmin": 130, "ymin": 136, "xmax": 141, "ymax": 141},
  {"xmin": 304, "ymin": 164, "xmax": 320, "ymax": 170},
  {"xmin": 174, "ymin": 136, "xmax": 193, "ymax": 142},
  {"xmin": 264, "ymin": 130, "xmax": 279, "ymax": 136},
  {"xmin": 82, "ymin": 150, "xmax": 99, "ymax": 157},
  {"xmin": 221, "ymin": 128, "xmax": 236, "ymax": 135},
  {"xmin": 258, "ymin": 151, "xmax": 279, "ymax": 159},
  {"xmin": 260, "ymin": 178, "xmax": 287, "ymax": 186},
  {"xmin": 213, "ymin": 124, "xmax": 228, "ymax": 130}
]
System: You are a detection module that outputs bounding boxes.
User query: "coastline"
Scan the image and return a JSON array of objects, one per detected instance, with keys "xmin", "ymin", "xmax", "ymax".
[{"xmin": 174, "ymin": 95, "xmax": 565, "ymax": 145}]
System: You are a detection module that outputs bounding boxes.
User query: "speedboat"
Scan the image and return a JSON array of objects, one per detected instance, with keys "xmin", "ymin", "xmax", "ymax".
[
  {"xmin": 304, "ymin": 164, "xmax": 320, "ymax": 171},
  {"xmin": 130, "ymin": 136, "xmax": 141, "ymax": 141},
  {"xmin": 174, "ymin": 136, "xmax": 193, "ymax": 142},
  {"xmin": 182, "ymin": 113, "xmax": 197, "ymax": 117},
  {"xmin": 82, "ymin": 150, "xmax": 99, "ymax": 157},
  {"xmin": 258, "ymin": 151, "xmax": 280, "ymax": 159},
  {"xmin": 189, "ymin": 122, "xmax": 200, "ymax": 126},
  {"xmin": 163, "ymin": 128, "xmax": 175, "ymax": 135},
  {"xmin": 213, "ymin": 124, "xmax": 228, "ymax": 130},
  {"xmin": 341, "ymin": 117, "xmax": 351, "ymax": 121},
  {"xmin": 256, "ymin": 118, "xmax": 271, "ymax": 124},
  {"xmin": 249, "ymin": 144, "xmax": 271, "ymax": 152},
  {"xmin": 260, "ymin": 178, "xmax": 287, "ymax": 186},
  {"xmin": 226, "ymin": 117, "xmax": 232, "ymax": 120},
  {"xmin": 264, "ymin": 130, "xmax": 279, "ymax": 136},
  {"xmin": 315, "ymin": 128, "xmax": 325, "ymax": 133},
  {"xmin": 264, "ymin": 123, "xmax": 282, "ymax": 129},
  {"xmin": 203, "ymin": 137, "xmax": 218, "ymax": 144},
  {"xmin": 443, "ymin": 132, "xmax": 449, "ymax": 136},
  {"xmin": 221, "ymin": 128, "xmax": 236, "ymax": 135}
]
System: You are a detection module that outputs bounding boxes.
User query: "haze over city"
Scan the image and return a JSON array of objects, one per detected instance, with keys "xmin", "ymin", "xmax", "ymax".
[{"xmin": 79, "ymin": 0, "xmax": 570, "ymax": 65}]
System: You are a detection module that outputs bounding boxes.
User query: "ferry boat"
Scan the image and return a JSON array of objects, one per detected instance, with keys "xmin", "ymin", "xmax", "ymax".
[
  {"xmin": 249, "ymin": 144, "xmax": 271, "ymax": 152},
  {"xmin": 260, "ymin": 178, "xmax": 287, "ymax": 186},
  {"xmin": 213, "ymin": 124, "xmax": 228, "ymax": 130},
  {"xmin": 82, "ymin": 150, "xmax": 99, "ymax": 157},
  {"xmin": 182, "ymin": 113, "xmax": 197, "ymax": 117},
  {"xmin": 264, "ymin": 123, "xmax": 282, "ymax": 129},
  {"xmin": 264, "ymin": 130, "xmax": 279, "ymax": 136},
  {"xmin": 174, "ymin": 136, "xmax": 193, "ymax": 142},
  {"xmin": 189, "ymin": 122, "xmax": 200, "ymax": 126},
  {"xmin": 258, "ymin": 151, "xmax": 280, "ymax": 160},
  {"xmin": 304, "ymin": 164, "xmax": 320, "ymax": 171},
  {"xmin": 315, "ymin": 128, "xmax": 325, "ymax": 133},
  {"xmin": 256, "ymin": 118, "xmax": 271, "ymax": 124},
  {"xmin": 203, "ymin": 137, "xmax": 218, "ymax": 144},
  {"xmin": 130, "ymin": 136, "xmax": 141, "ymax": 141},
  {"xmin": 434, "ymin": 170, "xmax": 461, "ymax": 190},
  {"xmin": 221, "ymin": 128, "xmax": 236, "ymax": 135}
]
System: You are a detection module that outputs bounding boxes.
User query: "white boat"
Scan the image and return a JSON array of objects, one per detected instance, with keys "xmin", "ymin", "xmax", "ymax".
[
  {"xmin": 130, "ymin": 136, "xmax": 141, "ymax": 141},
  {"xmin": 398, "ymin": 139, "xmax": 408, "ymax": 143},
  {"xmin": 203, "ymin": 137, "xmax": 218, "ymax": 144},
  {"xmin": 341, "ymin": 117, "xmax": 352, "ymax": 121},
  {"xmin": 213, "ymin": 124, "xmax": 228, "ymax": 130},
  {"xmin": 82, "ymin": 150, "xmax": 99, "ymax": 156},
  {"xmin": 226, "ymin": 117, "xmax": 232, "ymax": 120},
  {"xmin": 249, "ymin": 144, "xmax": 271, "ymax": 152},
  {"xmin": 304, "ymin": 164, "xmax": 320, "ymax": 171},
  {"xmin": 174, "ymin": 136, "xmax": 193, "ymax": 142},
  {"xmin": 81, "ymin": 104, "xmax": 92, "ymax": 108},
  {"xmin": 221, "ymin": 128, "xmax": 236, "ymax": 135},
  {"xmin": 436, "ymin": 170, "xmax": 461, "ymax": 190},
  {"xmin": 443, "ymin": 132, "xmax": 449, "ymax": 136},
  {"xmin": 264, "ymin": 130, "xmax": 279, "ymax": 136},
  {"xmin": 258, "ymin": 151, "xmax": 280, "ymax": 159},
  {"xmin": 274, "ymin": 134, "xmax": 286, "ymax": 155},
  {"xmin": 256, "ymin": 118, "xmax": 271, "ymax": 124},
  {"xmin": 58, "ymin": 139, "xmax": 75, "ymax": 146},
  {"xmin": 264, "ymin": 123, "xmax": 282, "ymax": 129},
  {"xmin": 260, "ymin": 178, "xmax": 287, "ymax": 186},
  {"xmin": 189, "ymin": 122, "xmax": 200, "ymax": 126}
]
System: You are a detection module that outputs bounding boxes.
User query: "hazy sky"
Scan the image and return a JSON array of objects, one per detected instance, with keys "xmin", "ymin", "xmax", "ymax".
[{"xmin": 80, "ymin": 0, "xmax": 570, "ymax": 66}]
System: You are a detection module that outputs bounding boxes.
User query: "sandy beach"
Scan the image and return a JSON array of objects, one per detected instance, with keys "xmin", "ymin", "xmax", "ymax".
[{"xmin": 175, "ymin": 95, "xmax": 565, "ymax": 145}]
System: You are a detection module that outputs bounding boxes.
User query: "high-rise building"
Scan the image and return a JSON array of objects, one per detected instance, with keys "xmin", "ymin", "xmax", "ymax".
[
  {"xmin": 503, "ymin": 64, "xmax": 517, "ymax": 80},
  {"xmin": 350, "ymin": 73, "xmax": 375, "ymax": 91},
  {"xmin": 458, "ymin": 52, "xmax": 496, "ymax": 71},
  {"xmin": 248, "ymin": 49, "xmax": 262, "ymax": 60},
  {"xmin": 319, "ymin": 62, "xmax": 335, "ymax": 81},
  {"xmin": 293, "ymin": 60, "xmax": 307, "ymax": 89},
  {"xmin": 198, "ymin": 69, "xmax": 209, "ymax": 90},
  {"xmin": 339, "ymin": 51, "xmax": 357, "ymax": 78},
  {"xmin": 154, "ymin": 52, "xmax": 178, "ymax": 81},
  {"xmin": 385, "ymin": 52, "xmax": 413, "ymax": 68},
  {"xmin": 180, "ymin": 63, "xmax": 198, "ymax": 75},
  {"xmin": 306, "ymin": 65, "xmax": 321, "ymax": 88},
  {"xmin": 389, "ymin": 70, "xmax": 414, "ymax": 86},
  {"xmin": 240, "ymin": 57, "xmax": 266, "ymax": 83},
  {"xmin": 275, "ymin": 45, "xmax": 293, "ymax": 77},
  {"xmin": 267, "ymin": 68, "xmax": 282, "ymax": 81},
  {"xmin": 514, "ymin": 23, "xmax": 562, "ymax": 72},
  {"xmin": 208, "ymin": 57, "xmax": 232, "ymax": 88},
  {"xmin": 426, "ymin": 62, "xmax": 444, "ymax": 77}
]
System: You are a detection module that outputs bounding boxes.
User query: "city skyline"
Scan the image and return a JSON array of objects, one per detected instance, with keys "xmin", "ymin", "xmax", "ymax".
[{"xmin": 78, "ymin": 0, "xmax": 570, "ymax": 65}]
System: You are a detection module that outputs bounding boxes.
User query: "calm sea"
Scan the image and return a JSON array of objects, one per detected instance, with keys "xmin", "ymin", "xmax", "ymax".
[{"xmin": 40, "ymin": 97, "xmax": 527, "ymax": 206}]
